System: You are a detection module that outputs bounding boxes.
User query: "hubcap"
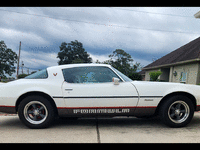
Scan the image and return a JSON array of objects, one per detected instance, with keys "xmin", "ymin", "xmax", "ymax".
[
  {"xmin": 33, "ymin": 109, "xmax": 40, "ymax": 116},
  {"xmin": 24, "ymin": 101, "xmax": 48, "ymax": 125},
  {"xmin": 168, "ymin": 101, "xmax": 190, "ymax": 124},
  {"xmin": 175, "ymin": 109, "xmax": 180, "ymax": 115}
]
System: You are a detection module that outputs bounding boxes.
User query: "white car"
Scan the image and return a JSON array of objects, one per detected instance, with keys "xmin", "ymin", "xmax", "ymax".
[{"xmin": 0, "ymin": 64, "xmax": 200, "ymax": 128}]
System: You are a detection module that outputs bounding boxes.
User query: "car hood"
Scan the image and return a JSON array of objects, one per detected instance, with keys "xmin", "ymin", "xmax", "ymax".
[{"xmin": 131, "ymin": 81, "xmax": 200, "ymax": 97}]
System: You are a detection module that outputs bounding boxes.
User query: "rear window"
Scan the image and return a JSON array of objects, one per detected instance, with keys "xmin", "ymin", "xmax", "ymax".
[{"xmin": 25, "ymin": 69, "xmax": 48, "ymax": 79}]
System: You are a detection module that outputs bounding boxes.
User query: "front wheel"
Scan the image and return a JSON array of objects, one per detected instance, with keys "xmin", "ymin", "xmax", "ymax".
[
  {"xmin": 18, "ymin": 95, "xmax": 55, "ymax": 129},
  {"xmin": 159, "ymin": 95, "xmax": 194, "ymax": 128}
]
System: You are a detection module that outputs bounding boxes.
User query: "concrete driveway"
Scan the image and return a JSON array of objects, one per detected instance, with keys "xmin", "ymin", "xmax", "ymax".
[{"xmin": 1, "ymin": 112, "xmax": 200, "ymax": 143}]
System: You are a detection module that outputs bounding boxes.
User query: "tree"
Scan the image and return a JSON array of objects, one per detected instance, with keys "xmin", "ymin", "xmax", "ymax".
[
  {"xmin": 31, "ymin": 71, "xmax": 37, "ymax": 74},
  {"xmin": 108, "ymin": 49, "xmax": 132, "ymax": 74},
  {"xmin": 71, "ymin": 58, "xmax": 85, "ymax": 64},
  {"xmin": 108, "ymin": 49, "xmax": 134, "ymax": 75},
  {"xmin": 0, "ymin": 41, "xmax": 17, "ymax": 77},
  {"xmin": 18, "ymin": 73, "xmax": 28, "ymax": 79},
  {"xmin": 132, "ymin": 62, "xmax": 142, "ymax": 72},
  {"xmin": 96, "ymin": 49, "xmax": 142, "ymax": 76},
  {"xmin": 57, "ymin": 40, "xmax": 92, "ymax": 65}
]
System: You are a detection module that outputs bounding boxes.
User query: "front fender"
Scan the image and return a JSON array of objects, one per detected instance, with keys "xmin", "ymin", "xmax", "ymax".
[
  {"xmin": 132, "ymin": 81, "xmax": 200, "ymax": 107},
  {"xmin": 163, "ymin": 84, "xmax": 200, "ymax": 106}
]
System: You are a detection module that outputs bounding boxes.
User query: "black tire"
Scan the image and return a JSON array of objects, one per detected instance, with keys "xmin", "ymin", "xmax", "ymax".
[
  {"xmin": 18, "ymin": 95, "xmax": 55, "ymax": 129},
  {"xmin": 159, "ymin": 95, "xmax": 194, "ymax": 128}
]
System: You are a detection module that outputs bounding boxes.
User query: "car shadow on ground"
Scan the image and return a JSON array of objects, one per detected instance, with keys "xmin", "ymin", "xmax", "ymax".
[
  {"xmin": 0, "ymin": 116, "xmax": 26, "ymax": 129},
  {"xmin": 1, "ymin": 113, "xmax": 200, "ymax": 129},
  {"xmin": 0, "ymin": 116, "xmax": 167, "ymax": 129}
]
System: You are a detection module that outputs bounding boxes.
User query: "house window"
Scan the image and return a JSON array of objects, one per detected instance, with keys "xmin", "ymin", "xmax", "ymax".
[{"xmin": 180, "ymin": 72, "xmax": 187, "ymax": 83}]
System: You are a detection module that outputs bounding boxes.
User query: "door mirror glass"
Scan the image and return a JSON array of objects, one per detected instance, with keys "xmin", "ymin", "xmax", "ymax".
[{"xmin": 112, "ymin": 77, "xmax": 120, "ymax": 85}]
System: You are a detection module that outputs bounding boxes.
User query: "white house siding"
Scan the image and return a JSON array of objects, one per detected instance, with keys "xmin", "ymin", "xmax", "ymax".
[{"xmin": 170, "ymin": 63, "xmax": 199, "ymax": 85}]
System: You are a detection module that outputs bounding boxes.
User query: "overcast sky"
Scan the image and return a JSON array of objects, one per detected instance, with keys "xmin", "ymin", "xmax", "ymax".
[{"xmin": 1, "ymin": 7, "xmax": 200, "ymax": 77}]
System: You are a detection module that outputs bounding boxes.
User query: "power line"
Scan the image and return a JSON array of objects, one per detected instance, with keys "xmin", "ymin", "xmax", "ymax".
[
  {"xmin": 109, "ymin": 7, "xmax": 193, "ymax": 18},
  {"xmin": 0, "ymin": 8, "xmax": 199, "ymax": 35},
  {"xmin": 0, "ymin": 8, "xmax": 95, "ymax": 24}
]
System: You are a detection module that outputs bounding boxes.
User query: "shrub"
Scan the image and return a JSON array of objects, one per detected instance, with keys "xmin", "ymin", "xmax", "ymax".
[
  {"xmin": 18, "ymin": 74, "xmax": 28, "ymax": 79},
  {"xmin": 149, "ymin": 71, "xmax": 162, "ymax": 81},
  {"xmin": 128, "ymin": 72, "xmax": 142, "ymax": 80}
]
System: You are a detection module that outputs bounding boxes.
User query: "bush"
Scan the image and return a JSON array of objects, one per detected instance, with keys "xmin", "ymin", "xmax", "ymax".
[
  {"xmin": 149, "ymin": 71, "xmax": 162, "ymax": 81},
  {"xmin": 128, "ymin": 72, "xmax": 142, "ymax": 80},
  {"xmin": 18, "ymin": 74, "xmax": 28, "ymax": 79}
]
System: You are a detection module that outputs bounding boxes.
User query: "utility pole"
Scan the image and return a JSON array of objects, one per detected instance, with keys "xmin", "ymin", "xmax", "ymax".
[
  {"xmin": 16, "ymin": 41, "xmax": 21, "ymax": 79},
  {"xmin": 21, "ymin": 61, "xmax": 24, "ymax": 74},
  {"xmin": 27, "ymin": 68, "xmax": 29, "ymax": 75}
]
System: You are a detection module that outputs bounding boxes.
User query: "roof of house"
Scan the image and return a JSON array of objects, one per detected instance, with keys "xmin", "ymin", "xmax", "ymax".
[
  {"xmin": 143, "ymin": 36, "xmax": 200, "ymax": 70},
  {"xmin": 138, "ymin": 70, "xmax": 145, "ymax": 75}
]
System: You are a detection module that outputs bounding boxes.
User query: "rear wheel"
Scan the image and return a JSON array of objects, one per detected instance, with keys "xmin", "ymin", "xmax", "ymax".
[
  {"xmin": 159, "ymin": 95, "xmax": 194, "ymax": 128},
  {"xmin": 18, "ymin": 95, "xmax": 55, "ymax": 129}
]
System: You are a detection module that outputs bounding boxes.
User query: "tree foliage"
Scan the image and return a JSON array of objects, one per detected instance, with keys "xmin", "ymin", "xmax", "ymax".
[
  {"xmin": 0, "ymin": 41, "xmax": 17, "ymax": 77},
  {"xmin": 57, "ymin": 41, "xmax": 142, "ymax": 80},
  {"xmin": 128, "ymin": 72, "xmax": 142, "ymax": 80},
  {"xmin": 108, "ymin": 49, "xmax": 133, "ymax": 75},
  {"xmin": 18, "ymin": 73, "xmax": 28, "ymax": 79},
  {"xmin": 97, "ymin": 49, "xmax": 141, "ymax": 78},
  {"xmin": 57, "ymin": 40, "xmax": 92, "ymax": 65}
]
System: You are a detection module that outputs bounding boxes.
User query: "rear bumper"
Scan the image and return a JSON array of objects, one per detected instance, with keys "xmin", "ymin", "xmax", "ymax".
[{"xmin": 0, "ymin": 106, "xmax": 16, "ymax": 114}]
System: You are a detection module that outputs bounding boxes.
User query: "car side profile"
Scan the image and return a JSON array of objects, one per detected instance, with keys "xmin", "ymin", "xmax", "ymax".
[{"xmin": 0, "ymin": 64, "xmax": 199, "ymax": 128}]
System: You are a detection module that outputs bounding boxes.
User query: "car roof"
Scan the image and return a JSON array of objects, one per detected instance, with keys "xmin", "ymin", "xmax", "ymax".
[{"xmin": 47, "ymin": 63, "xmax": 112, "ymax": 70}]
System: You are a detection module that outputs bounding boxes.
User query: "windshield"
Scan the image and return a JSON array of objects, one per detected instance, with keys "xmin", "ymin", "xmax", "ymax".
[
  {"xmin": 25, "ymin": 69, "xmax": 48, "ymax": 79},
  {"xmin": 111, "ymin": 67, "xmax": 133, "ymax": 82}
]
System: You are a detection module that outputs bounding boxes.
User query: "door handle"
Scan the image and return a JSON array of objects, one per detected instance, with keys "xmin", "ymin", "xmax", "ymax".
[{"xmin": 65, "ymin": 88, "xmax": 73, "ymax": 91}]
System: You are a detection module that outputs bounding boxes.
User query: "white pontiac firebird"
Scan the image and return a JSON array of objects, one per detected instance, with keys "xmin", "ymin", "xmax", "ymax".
[{"xmin": 0, "ymin": 64, "xmax": 200, "ymax": 128}]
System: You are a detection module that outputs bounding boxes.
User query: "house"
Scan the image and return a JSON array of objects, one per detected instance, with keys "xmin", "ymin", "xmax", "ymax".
[
  {"xmin": 138, "ymin": 70, "xmax": 145, "ymax": 81},
  {"xmin": 142, "ymin": 37, "xmax": 200, "ymax": 85}
]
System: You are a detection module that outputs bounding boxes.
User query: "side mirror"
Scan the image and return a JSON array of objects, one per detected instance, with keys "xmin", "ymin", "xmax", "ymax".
[{"xmin": 112, "ymin": 77, "xmax": 120, "ymax": 85}]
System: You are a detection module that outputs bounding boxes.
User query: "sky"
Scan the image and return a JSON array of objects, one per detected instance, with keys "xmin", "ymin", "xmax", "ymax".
[{"xmin": 1, "ymin": 7, "xmax": 200, "ymax": 77}]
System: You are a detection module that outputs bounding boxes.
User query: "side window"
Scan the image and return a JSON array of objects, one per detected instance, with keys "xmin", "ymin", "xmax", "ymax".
[
  {"xmin": 25, "ymin": 69, "xmax": 48, "ymax": 79},
  {"xmin": 62, "ymin": 66, "xmax": 121, "ymax": 83}
]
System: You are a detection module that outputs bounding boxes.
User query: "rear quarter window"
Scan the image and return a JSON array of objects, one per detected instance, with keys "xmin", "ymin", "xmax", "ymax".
[{"xmin": 25, "ymin": 69, "xmax": 48, "ymax": 79}]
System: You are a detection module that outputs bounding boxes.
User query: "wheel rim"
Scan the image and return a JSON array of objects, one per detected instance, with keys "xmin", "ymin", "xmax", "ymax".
[
  {"xmin": 168, "ymin": 101, "xmax": 190, "ymax": 124},
  {"xmin": 24, "ymin": 101, "xmax": 48, "ymax": 125}
]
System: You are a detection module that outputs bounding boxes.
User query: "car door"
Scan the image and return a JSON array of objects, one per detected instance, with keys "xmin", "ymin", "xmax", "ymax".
[{"xmin": 61, "ymin": 66, "xmax": 139, "ymax": 115}]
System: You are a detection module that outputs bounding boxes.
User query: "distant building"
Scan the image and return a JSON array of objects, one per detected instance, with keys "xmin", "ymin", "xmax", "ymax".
[
  {"xmin": 138, "ymin": 70, "xmax": 145, "ymax": 81},
  {"xmin": 142, "ymin": 37, "xmax": 200, "ymax": 85}
]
